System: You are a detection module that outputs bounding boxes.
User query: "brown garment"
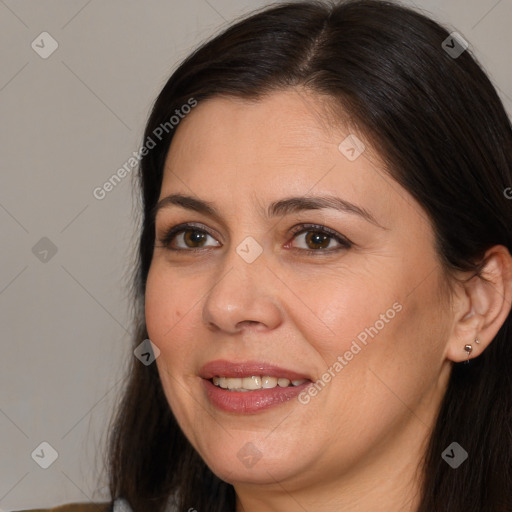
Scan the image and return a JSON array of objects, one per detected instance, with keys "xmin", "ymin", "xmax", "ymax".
[{"xmin": 14, "ymin": 503, "xmax": 111, "ymax": 512}]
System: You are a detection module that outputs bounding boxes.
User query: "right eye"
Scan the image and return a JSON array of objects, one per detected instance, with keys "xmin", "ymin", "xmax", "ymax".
[{"xmin": 157, "ymin": 223, "xmax": 221, "ymax": 251}]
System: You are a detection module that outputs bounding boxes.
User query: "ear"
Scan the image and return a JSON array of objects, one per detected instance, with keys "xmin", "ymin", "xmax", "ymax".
[{"xmin": 445, "ymin": 245, "xmax": 512, "ymax": 363}]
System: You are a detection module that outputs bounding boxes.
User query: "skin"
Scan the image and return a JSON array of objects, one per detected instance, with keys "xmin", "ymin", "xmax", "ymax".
[{"xmin": 144, "ymin": 89, "xmax": 512, "ymax": 512}]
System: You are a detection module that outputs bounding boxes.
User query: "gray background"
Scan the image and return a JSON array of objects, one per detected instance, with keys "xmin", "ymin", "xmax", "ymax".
[{"xmin": 0, "ymin": 0, "xmax": 510, "ymax": 509}]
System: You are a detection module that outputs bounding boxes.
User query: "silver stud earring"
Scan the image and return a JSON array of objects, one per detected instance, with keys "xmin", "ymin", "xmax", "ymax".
[
  {"xmin": 464, "ymin": 344, "xmax": 473, "ymax": 364},
  {"xmin": 474, "ymin": 337, "xmax": 480, "ymax": 344}
]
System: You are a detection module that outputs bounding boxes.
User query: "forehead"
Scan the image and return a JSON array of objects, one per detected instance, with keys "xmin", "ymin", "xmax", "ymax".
[
  {"xmin": 160, "ymin": 89, "xmax": 422, "ymax": 232},
  {"xmin": 166, "ymin": 90, "xmax": 348, "ymax": 168}
]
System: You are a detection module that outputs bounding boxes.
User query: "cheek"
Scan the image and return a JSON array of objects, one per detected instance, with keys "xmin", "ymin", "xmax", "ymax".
[
  {"xmin": 144, "ymin": 263, "xmax": 189, "ymax": 350},
  {"xmin": 144, "ymin": 264, "xmax": 201, "ymax": 428},
  {"xmin": 308, "ymin": 262, "xmax": 445, "ymax": 397},
  {"xmin": 343, "ymin": 273, "xmax": 449, "ymax": 416},
  {"xmin": 303, "ymin": 267, "xmax": 402, "ymax": 355}
]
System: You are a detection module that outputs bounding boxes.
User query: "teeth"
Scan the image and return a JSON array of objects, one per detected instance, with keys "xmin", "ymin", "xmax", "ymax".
[
  {"xmin": 211, "ymin": 375, "xmax": 307, "ymax": 391},
  {"xmin": 242, "ymin": 376, "xmax": 261, "ymax": 390},
  {"xmin": 226, "ymin": 377, "xmax": 242, "ymax": 390},
  {"xmin": 262, "ymin": 376, "xmax": 278, "ymax": 389}
]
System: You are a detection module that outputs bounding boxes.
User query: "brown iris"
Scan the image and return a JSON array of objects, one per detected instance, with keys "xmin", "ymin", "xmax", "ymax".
[
  {"xmin": 183, "ymin": 229, "xmax": 207, "ymax": 248},
  {"xmin": 304, "ymin": 231, "xmax": 330, "ymax": 249}
]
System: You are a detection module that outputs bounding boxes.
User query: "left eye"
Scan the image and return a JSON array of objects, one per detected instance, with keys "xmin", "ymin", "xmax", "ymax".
[{"xmin": 288, "ymin": 225, "xmax": 352, "ymax": 251}]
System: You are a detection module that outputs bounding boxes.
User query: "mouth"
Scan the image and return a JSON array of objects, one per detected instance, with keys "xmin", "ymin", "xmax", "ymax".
[{"xmin": 200, "ymin": 360, "xmax": 313, "ymax": 413}]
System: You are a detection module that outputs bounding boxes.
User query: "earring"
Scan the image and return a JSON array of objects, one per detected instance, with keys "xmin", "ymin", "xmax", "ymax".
[
  {"xmin": 474, "ymin": 337, "xmax": 480, "ymax": 344},
  {"xmin": 464, "ymin": 344, "xmax": 473, "ymax": 364}
]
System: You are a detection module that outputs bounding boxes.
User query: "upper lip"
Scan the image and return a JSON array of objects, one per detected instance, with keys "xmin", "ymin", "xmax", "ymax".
[{"xmin": 200, "ymin": 360, "xmax": 312, "ymax": 381}]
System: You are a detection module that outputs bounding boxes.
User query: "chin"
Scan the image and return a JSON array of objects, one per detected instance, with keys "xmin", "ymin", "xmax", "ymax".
[
  {"xmin": 195, "ymin": 435, "xmax": 311, "ymax": 487},
  {"xmin": 208, "ymin": 457, "xmax": 299, "ymax": 486}
]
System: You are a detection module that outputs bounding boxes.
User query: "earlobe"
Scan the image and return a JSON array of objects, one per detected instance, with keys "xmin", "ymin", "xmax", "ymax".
[{"xmin": 445, "ymin": 245, "xmax": 512, "ymax": 363}]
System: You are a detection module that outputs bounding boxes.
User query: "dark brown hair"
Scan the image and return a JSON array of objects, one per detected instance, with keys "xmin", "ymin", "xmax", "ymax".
[{"xmin": 106, "ymin": 1, "xmax": 512, "ymax": 510}]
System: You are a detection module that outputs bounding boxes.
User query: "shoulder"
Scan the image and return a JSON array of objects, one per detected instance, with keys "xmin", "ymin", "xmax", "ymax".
[
  {"xmin": 13, "ymin": 503, "xmax": 111, "ymax": 512},
  {"xmin": 13, "ymin": 497, "xmax": 176, "ymax": 512}
]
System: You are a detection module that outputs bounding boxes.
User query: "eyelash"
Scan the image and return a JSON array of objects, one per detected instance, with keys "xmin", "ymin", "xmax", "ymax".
[{"xmin": 156, "ymin": 222, "xmax": 352, "ymax": 255}]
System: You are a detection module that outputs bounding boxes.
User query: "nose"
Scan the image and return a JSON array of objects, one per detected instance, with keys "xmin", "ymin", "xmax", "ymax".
[{"xmin": 201, "ymin": 248, "xmax": 283, "ymax": 334}]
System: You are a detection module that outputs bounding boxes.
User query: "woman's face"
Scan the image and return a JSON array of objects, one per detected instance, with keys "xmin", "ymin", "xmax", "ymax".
[{"xmin": 145, "ymin": 89, "xmax": 453, "ymax": 494}]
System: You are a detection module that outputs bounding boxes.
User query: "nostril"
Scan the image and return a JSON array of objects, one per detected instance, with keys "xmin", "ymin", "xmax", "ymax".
[{"xmin": 236, "ymin": 320, "xmax": 260, "ymax": 329}]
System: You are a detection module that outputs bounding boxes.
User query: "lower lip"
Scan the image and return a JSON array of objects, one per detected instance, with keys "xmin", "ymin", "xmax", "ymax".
[{"xmin": 203, "ymin": 378, "xmax": 311, "ymax": 414}]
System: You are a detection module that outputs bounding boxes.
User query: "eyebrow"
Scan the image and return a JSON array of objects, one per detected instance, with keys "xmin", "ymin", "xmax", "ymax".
[{"xmin": 152, "ymin": 193, "xmax": 385, "ymax": 228}]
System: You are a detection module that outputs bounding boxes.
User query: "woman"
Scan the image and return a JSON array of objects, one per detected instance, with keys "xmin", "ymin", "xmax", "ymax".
[{"xmin": 20, "ymin": 0, "xmax": 512, "ymax": 511}]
